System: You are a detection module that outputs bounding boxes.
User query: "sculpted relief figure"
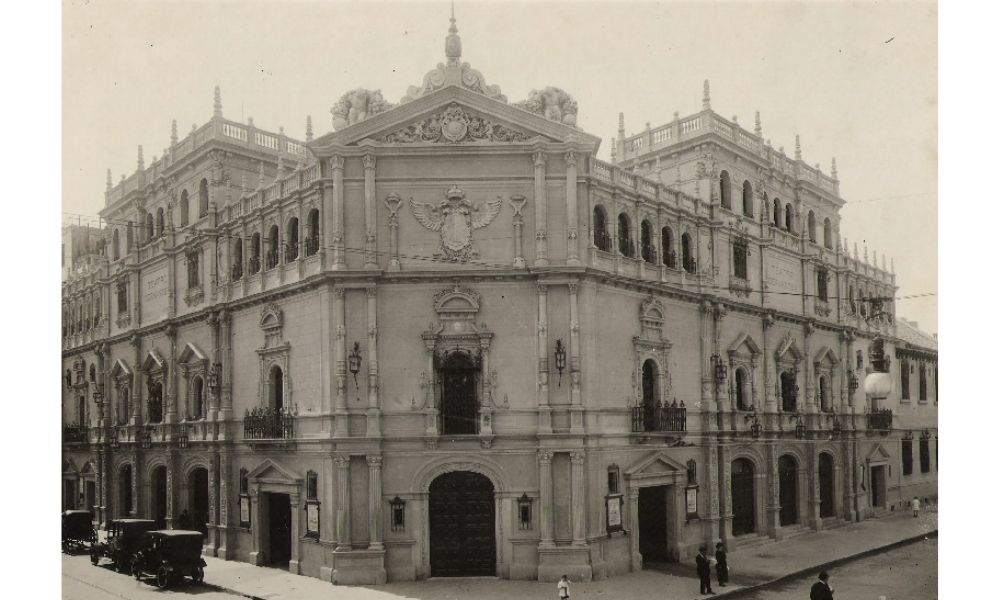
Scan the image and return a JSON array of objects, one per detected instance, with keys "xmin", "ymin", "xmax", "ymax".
[
  {"xmin": 409, "ymin": 185, "xmax": 502, "ymax": 262},
  {"xmin": 515, "ymin": 86, "xmax": 579, "ymax": 126},
  {"xmin": 330, "ymin": 88, "xmax": 393, "ymax": 131}
]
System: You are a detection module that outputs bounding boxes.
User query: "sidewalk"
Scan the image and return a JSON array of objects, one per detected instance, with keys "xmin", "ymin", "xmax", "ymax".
[{"xmin": 200, "ymin": 508, "xmax": 937, "ymax": 600}]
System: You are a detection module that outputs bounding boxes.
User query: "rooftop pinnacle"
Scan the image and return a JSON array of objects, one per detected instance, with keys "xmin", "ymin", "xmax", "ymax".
[{"xmin": 445, "ymin": 2, "xmax": 462, "ymax": 65}]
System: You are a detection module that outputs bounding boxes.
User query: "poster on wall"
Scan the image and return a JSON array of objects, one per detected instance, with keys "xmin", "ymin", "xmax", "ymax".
[
  {"xmin": 239, "ymin": 495, "xmax": 251, "ymax": 526},
  {"xmin": 605, "ymin": 494, "xmax": 623, "ymax": 534},
  {"xmin": 686, "ymin": 486, "xmax": 699, "ymax": 518},
  {"xmin": 306, "ymin": 502, "xmax": 320, "ymax": 538}
]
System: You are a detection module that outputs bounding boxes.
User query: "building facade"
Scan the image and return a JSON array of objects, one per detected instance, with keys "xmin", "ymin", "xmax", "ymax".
[{"xmin": 62, "ymin": 16, "xmax": 938, "ymax": 585}]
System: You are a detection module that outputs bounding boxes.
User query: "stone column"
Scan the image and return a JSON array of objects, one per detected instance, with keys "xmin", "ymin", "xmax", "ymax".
[
  {"xmin": 289, "ymin": 492, "xmax": 302, "ymax": 574},
  {"xmin": 762, "ymin": 313, "xmax": 776, "ymax": 428},
  {"xmin": 533, "ymin": 151, "xmax": 548, "ymax": 267},
  {"xmin": 565, "ymin": 150, "xmax": 581, "ymax": 266},
  {"xmin": 386, "ymin": 193, "xmax": 402, "ymax": 271},
  {"xmin": 165, "ymin": 325, "xmax": 178, "ymax": 424},
  {"xmin": 362, "ymin": 154, "xmax": 378, "ymax": 269},
  {"xmin": 720, "ymin": 445, "xmax": 733, "ymax": 543},
  {"xmin": 205, "ymin": 454, "xmax": 218, "ymax": 556},
  {"xmin": 207, "ymin": 312, "xmax": 220, "ymax": 421},
  {"xmin": 536, "ymin": 284, "xmax": 552, "ymax": 434},
  {"xmin": 804, "ymin": 322, "xmax": 816, "ymax": 422},
  {"xmin": 365, "ymin": 286, "xmax": 381, "ymax": 437},
  {"xmin": 809, "ymin": 449, "xmax": 822, "ymax": 530},
  {"xmin": 97, "ymin": 448, "xmax": 106, "ymax": 528},
  {"xmin": 367, "ymin": 456, "xmax": 383, "ymax": 550},
  {"xmin": 628, "ymin": 485, "xmax": 641, "ymax": 571},
  {"xmin": 568, "ymin": 282, "xmax": 584, "ymax": 434},
  {"xmin": 570, "ymin": 451, "xmax": 586, "ymax": 545},
  {"xmin": 249, "ymin": 489, "xmax": 263, "ymax": 565},
  {"xmin": 333, "ymin": 288, "xmax": 349, "ymax": 437},
  {"xmin": 165, "ymin": 458, "xmax": 175, "ymax": 528},
  {"xmin": 699, "ymin": 301, "xmax": 716, "ymax": 432},
  {"xmin": 131, "ymin": 336, "xmax": 142, "ymax": 425},
  {"xmin": 766, "ymin": 444, "xmax": 781, "ymax": 538},
  {"xmin": 217, "ymin": 451, "xmax": 231, "ymax": 559},
  {"xmin": 131, "ymin": 452, "xmax": 140, "ymax": 516},
  {"xmin": 328, "ymin": 156, "xmax": 345, "ymax": 269},
  {"xmin": 334, "ymin": 455, "xmax": 352, "ymax": 551},
  {"xmin": 538, "ymin": 451, "xmax": 554, "ymax": 547},
  {"xmin": 511, "ymin": 195, "xmax": 527, "ymax": 268},
  {"xmin": 219, "ymin": 309, "xmax": 233, "ymax": 423}
]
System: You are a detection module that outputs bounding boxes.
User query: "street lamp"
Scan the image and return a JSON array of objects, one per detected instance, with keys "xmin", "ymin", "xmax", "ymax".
[
  {"xmin": 789, "ymin": 414, "xmax": 806, "ymax": 439},
  {"xmin": 348, "ymin": 342, "xmax": 362, "ymax": 389},
  {"xmin": 554, "ymin": 339, "xmax": 567, "ymax": 386},
  {"xmin": 711, "ymin": 354, "xmax": 728, "ymax": 383},
  {"xmin": 848, "ymin": 371, "xmax": 859, "ymax": 396}
]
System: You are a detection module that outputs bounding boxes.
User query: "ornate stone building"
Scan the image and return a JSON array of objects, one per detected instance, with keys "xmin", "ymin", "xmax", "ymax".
[{"xmin": 62, "ymin": 14, "xmax": 937, "ymax": 585}]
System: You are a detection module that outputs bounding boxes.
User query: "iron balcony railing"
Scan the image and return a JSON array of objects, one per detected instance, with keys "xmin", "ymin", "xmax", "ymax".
[
  {"xmin": 248, "ymin": 255, "xmax": 261, "ymax": 274},
  {"xmin": 631, "ymin": 401, "xmax": 687, "ymax": 433},
  {"xmin": 594, "ymin": 230, "xmax": 613, "ymax": 253},
  {"xmin": 243, "ymin": 407, "xmax": 294, "ymax": 440},
  {"xmin": 63, "ymin": 425, "xmax": 88, "ymax": 444},
  {"xmin": 304, "ymin": 236, "xmax": 320, "ymax": 257},
  {"xmin": 866, "ymin": 408, "xmax": 893, "ymax": 431},
  {"xmin": 285, "ymin": 241, "xmax": 299, "ymax": 262},
  {"xmin": 664, "ymin": 249, "xmax": 678, "ymax": 269},
  {"xmin": 265, "ymin": 249, "xmax": 279, "ymax": 270}
]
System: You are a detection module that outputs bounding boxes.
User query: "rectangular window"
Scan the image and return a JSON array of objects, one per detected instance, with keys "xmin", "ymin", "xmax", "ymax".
[
  {"xmin": 900, "ymin": 358, "xmax": 910, "ymax": 400},
  {"xmin": 816, "ymin": 268, "xmax": 828, "ymax": 302},
  {"xmin": 187, "ymin": 252, "xmax": 200, "ymax": 288},
  {"xmin": 902, "ymin": 439, "xmax": 913, "ymax": 476},
  {"xmin": 733, "ymin": 242, "xmax": 748, "ymax": 280},
  {"xmin": 607, "ymin": 466, "xmax": 620, "ymax": 495},
  {"xmin": 306, "ymin": 471, "xmax": 318, "ymax": 501},
  {"xmin": 919, "ymin": 439, "xmax": 930, "ymax": 473},
  {"xmin": 116, "ymin": 282, "xmax": 128, "ymax": 315},
  {"xmin": 919, "ymin": 364, "xmax": 928, "ymax": 402}
]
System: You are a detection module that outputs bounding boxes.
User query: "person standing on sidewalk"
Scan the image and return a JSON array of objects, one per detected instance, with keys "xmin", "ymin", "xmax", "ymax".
[
  {"xmin": 714, "ymin": 542, "xmax": 729, "ymax": 587},
  {"xmin": 557, "ymin": 574, "xmax": 570, "ymax": 600},
  {"xmin": 810, "ymin": 570, "xmax": 834, "ymax": 600},
  {"xmin": 911, "ymin": 496, "xmax": 920, "ymax": 517},
  {"xmin": 696, "ymin": 546, "xmax": 715, "ymax": 595}
]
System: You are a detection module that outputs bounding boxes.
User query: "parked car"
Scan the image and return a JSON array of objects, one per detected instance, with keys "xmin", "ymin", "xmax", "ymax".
[
  {"xmin": 131, "ymin": 530, "xmax": 206, "ymax": 588},
  {"xmin": 90, "ymin": 518, "xmax": 156, "ymax": 572},
  {"xmin": 62, "ymin": 510, "xmax": 96, "ymax": 553}
]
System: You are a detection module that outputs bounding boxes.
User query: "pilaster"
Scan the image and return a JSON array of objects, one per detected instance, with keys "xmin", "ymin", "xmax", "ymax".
[
  {"xmin": 536, "ymin": 284, "xmax": 552, "ymax": 434},
  {"xmin": 538, "ymin": 451, "xmax": 554, "ymax": 547},
  {"xmin": 533, "ymin": 151, "xmax": 548, "ymax": 267},
  {"xmin": 565, "ymin": 150, "xmax": 580, "ymax": 266},
  {"xmin": 367, "ymin": 456, "xmax": 383, "ymax": 550},
  {"xmin": 362, "ymin": 154, "xmax": 378, "ymax": 269},
  {"xmin": 365, "ymin": 286, "xmax": 381, "ymax": 437}
]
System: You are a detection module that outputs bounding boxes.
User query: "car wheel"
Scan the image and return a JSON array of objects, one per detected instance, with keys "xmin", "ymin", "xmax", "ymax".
[
  {"xmin": 192, "ymin": 566, "xmax": 204, "ymax": 583},
  {"xmin": 90, "ymin": 552, "xmax": 98, "ymax": 566},
  {"xmin": 116, "ymin": 555, "xmax": 127, "ymax": 573},
  {"xmin": 156, "ymin": 566, "xmax": 170, "ymax": 589}
]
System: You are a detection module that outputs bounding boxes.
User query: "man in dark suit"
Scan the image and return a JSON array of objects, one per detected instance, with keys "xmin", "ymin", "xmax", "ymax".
[
  {"xmin": 715, "ymin": 542, "xmax": 729, "ymax": 587},
  {"xmin": 696, "ymin": 546, "xmax": 715, "ymax": 595},
  {"xmin": 810, "ymin": 570, "xmax": 834, "ymax": 600}
]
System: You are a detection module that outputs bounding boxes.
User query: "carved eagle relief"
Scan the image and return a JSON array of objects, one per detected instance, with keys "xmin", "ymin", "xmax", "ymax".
[{"xmin": 409, "ymin": 185, "xmax": 502, "ymax": 261}]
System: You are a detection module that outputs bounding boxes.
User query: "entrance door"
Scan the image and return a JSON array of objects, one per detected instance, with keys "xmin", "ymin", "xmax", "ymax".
[
  {"xmin": 85, "ymin": 481, "xmax": 96, "ymax": 517},
  {"xmin": 638, "ymin": 485, "xmax": 670, "ymax": 563},
  {"xmin": 64, "ymin": 480, "xmax": 76, "ymax": 510},
  {"xmin": 731, "ymin": 458, "xmax": 756, "ymax": 536},
  {"xmin": 151, "ymin": 466, "xmax": 167, "ymax": 529},
  {"xmin": 267, "ymin": 493, "xmax": 292, "ymax": 567},
  {"xmin": 120, "ymin": 466, "xmax": 133, "ymax": 517},
  {"xmin": 429, "ymin": 471, "xmax": 495, "ymax": 576},
  {"xmin": 818, "ymin": 453, "xmax": 835, "ymax": 518},
  {"xmin": 778, "ymin": 455, "xmax": 798, "ymax": 526},
  {"xmin": 439, "ymin": 352, "xmax": 479, "ymax": 435},
  {"xmin": 190, "ymin": 468, "xmax": 209, "ymax": 535},
  {"xmin": 870, "ymin": 466, "xmax": 886, "ymax": 509}
]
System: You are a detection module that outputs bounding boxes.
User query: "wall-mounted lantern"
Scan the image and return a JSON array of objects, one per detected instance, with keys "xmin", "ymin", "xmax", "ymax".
[
  {"xmin": 390, "ymin": 496, "xmax": 406, "ymax": 532},
  {"xmin": 789, "ymin": 414, "xmax": 806, "ymax": 439},
  {"xmin": 141, "ymin": 426, "xmax": 153, "ymax": 449},
  {"xmin": 744, "ymin": 410, "xmax": 763, "ymax": 439},
  {"xmin": 554, "ymin": 339, "xmax": 567, "ymax": 386},
  {"xmin": 176, "ymin": 424, "xmax": 189, "ymax": 449},
  {"xmin": 348, "ymin": 342, "xmax": 362, "ymax": 389},
  {"xmin": 711, "ymin": 354, "xmax": 728, "ymax": 383}
]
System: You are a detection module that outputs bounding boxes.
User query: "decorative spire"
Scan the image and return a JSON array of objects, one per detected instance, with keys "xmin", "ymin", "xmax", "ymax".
[
  {"xmin": 881, "ymin": 254, "xmax": 887, "ymax": 271},
  {"xmin": 702, "ymin": 79, "xmax": 711, "ymax": 111},
  {"xmin": 831, "ymin": 157, "xmax": 838, "ymax": 179},
  {"xmin": 106, "ymin": 169, "xmax": 112, "ymax": 191},
  {"xmin": 213, "ymin": 85, "xmax": 223, "ymax": 118},
  {"xmin": 754, "ymin": 111, "xmax": 762, "ymax": 137},
  {"xmin": 305, "ymin": 115, "xmax": 313, "ymax": 142},
  {"xmin": 170, "ymin": 119, "xmax": 178, "ymax": 146},
  {"xmin": 445, "ymin": 2, "xmax": 462, "ymax": 66},
  {"xmin": 732, "ymin": 115, "xmax": 738, "ymax": 125},
  {"xmin": 137, "ymin": 145, "xmax": 144, "ymax": 171},
  {"xmin": 794, "ymin": 135, "xmax": 802, "ymax": 161},
  {"xmin": 257, "ymin": 160, "xmax": 265, "ymax": 190},
  {"xmin": 864, "ymin": 242, "xmax": 869, "ymax": 262},
  {"xmin": 891, "ymin": 257, "xmax": 895, "ymax": 273},
  {"xmin": 853, "ymin": 242, "xmax": 858, "ymax": 259},
  {"xmin": 610, "ymin": 138, "xmax": 617, "ymax": 164},
  {"xmin": 618, "ymin": 112, "xmax": 625, "ymax": 136}
]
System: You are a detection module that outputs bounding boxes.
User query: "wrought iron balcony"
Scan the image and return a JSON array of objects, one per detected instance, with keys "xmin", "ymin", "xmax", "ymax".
[
  {"xmin": 232, "ymin": 261, "xmax": 243, "ymax": 281},
  {"xmin": 866, "ymin": 408, "xmax": 893, "ymax": 432},
  {"xmin": 265, "ymin": 250, "xmax": 279, "ymax": 270},
  {"xmin": 631, "ymin": 401, "xmax": 687, "ymax": 433},
  {"xmin": 641, "ymin": 244, "xmax": 658, "ymax": 264},
  {"xmin": 243, "ymin": 407, "xmax": 295, "ymax": 441},
  {"xmin": 594, "ymin": 231, "xmax": 613, "ymax": 253},
  {"xmin": 63, "ymin": 425, "xmax": 88, "ymax": 444},
  {"xmin": 248, "ymin": 255, "xmax": 261, "ymax": 274},
  {"xmin": 304, "ymin": 236, "xmax": 320, "ymax": 257},
  {"xmin": 285, "ymin": 242, "xmax": 299, "ymax": 262},
  {"xmin": 664, "ymin": 249, "xmax": 678, "ymax": 269}
]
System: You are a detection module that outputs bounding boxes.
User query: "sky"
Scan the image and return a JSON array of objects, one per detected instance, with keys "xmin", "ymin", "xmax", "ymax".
[{"xmin": 62, "ymin": 0, "xmax": 938, "ymax": 333}]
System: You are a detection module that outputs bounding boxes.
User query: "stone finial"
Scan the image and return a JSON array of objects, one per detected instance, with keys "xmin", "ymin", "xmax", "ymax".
[
  {"xmin": 610, "ymin": 138, "xmax": 617, "ymax": 164},
  {"xmin": 863, "ymin": 243, "xmax": 869, "ymax": 262},
  {"xmin": 702, "ymin": 79, "xmax": 711, "ymax": 111},
  {"xmin": 618, "ymin": 112, "xmax": 625, "ymax": 136},
  {"xmin": 170, "ymin": 119, "xmax": 178, "ymax": 146},
  {"xmin": 247, "ymin": 116, "xmax": 255, "ymax": 127},
  {"xmin": 732, "ymin": 115, "xmax": 738, "ymax": 125},
  {"xmin": 853, "ymin": 242, "xmax": 858, "ymax": 259},
  {"xmin": 881, "ymin": 254, "xmax": 887, "ymax": 271},
  {"xmin": 754, "ymin": 111, "xmax": 762, "ymax": 137},
  {"xmin": 106, "ymin": 169, "xmax": 112, "ymax": 191},
  {"xmin": 305, "ymin": 115, "xmax": 314, "ymax": 142},
  {"xmin": 831, "ymin": 157, "xmax": 838, "ymax": 179},
  {"xmin": 137, "ymin": 145, "xmax": 144, "ymax": 171},
  {"xmin": 257, "ymin": 160, "xmax": 265, "ymax": 190},
  {"xmin": 279, "ymin": 126, "xmax": 285, "ymax": 136},
  {"xmin": 891, "ymin": 257, "xmax": 895, "ymax": 273},
  {"xmin": 794, "ymin": 135, "xmax": 802, "ymax": 161},
  {"xmin": 213, "ymin": 85, "xmax": 223, "ymax": 118},
  {"xmin": 445, "ymin": 0, "xmax": 462, "ymax": 65},
  {"xmin": 191, "ymin": 123, "xmax": 197, "ymax": 134},
  {"xmin": 673, "ymin": 111, "xmax": 680, "ymax": 121}
]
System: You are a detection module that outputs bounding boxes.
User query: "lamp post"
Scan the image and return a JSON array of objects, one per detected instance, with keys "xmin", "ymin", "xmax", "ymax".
[{"xmin": 554, "ymin": 339, "xmax": 567, "ymax": 387}]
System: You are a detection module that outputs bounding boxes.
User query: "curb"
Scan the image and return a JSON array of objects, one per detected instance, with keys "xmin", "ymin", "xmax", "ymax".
[
  {"xmin": 198, "ymin": 580, "xmax": 269, "ymax": 600},
  {"xmin": 714, "ymin": 529, "xmax": 938, "ymax": 599}
]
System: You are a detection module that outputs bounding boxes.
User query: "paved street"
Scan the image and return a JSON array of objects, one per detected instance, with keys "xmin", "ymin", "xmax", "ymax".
[{"xmin": 62, "ymin": 554, "xmax": 242, "ymax": 600}]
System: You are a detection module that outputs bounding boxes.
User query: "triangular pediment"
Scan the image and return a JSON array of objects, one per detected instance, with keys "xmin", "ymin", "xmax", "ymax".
[
  {"xmin": 246, "ymin": 458, "xmax": 301, "ymax": 484},
  {"xmin": 728, "ymin": 332, "xmax": 762, "ymax": 357},
  {"xmin": 311, "ymin": 85, "xmax": 600, "ymax": 151},
  {"xmin": 625, "ymin": 451, "xmax": 687, "ymax": 479},
  {"xmin": 866, "ymin": 443, "xmax": 892, "ymax": 463}
]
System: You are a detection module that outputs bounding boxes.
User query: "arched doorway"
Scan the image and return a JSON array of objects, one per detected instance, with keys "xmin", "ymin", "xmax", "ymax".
[
  {"xmin": 438, "ymin": 351, "xmax": 479, "ymax": 435},
  {"xmin": 151, "ymin": 466, "xmax": 168, "ymax": 529},
  {"xmin": 189, "ymin": 468, "xmax": 209, "ymax": 535},
  {"xmin": 778, "ymin": 455, "xmax": 798, "ymax": 526},
  {"xmin": 119, "ymin": 465, "xmax": 133, "ymax": 518},
  {"xmin": 818, "ymin": 453, "xmax": 835, "ymax": 518},
  {"xmin": 731, "ymin": 458, "xmax": 756, "ymax": 536},
  {"xmin": 429, "ymin": 471, "xmax": 495, "ymax": 577},
  {"xmin": 641, "ymin": 359, "xmax": 658, "ymax": 431}
]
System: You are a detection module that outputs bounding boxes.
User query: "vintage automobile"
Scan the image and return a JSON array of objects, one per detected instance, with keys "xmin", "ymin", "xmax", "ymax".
[
  {"xmin": 90, "ymin": 518, "xmax": 157, "ymax": 572},
  {"xmin": 62, "ymin": 510, "xmax": 96, "ymax": 553},
  {"xmin": 131, "ymin": 530, "xmax": 206, "ymax": 588}
]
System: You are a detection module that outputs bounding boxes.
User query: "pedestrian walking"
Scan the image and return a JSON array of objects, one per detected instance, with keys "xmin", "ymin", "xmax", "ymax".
[
  {"xmin": 696, "ymin": 546, "xmax": 715, "ymax": 595},
  {"xmin": 911, "ymin": 496, "xmax": 920, "ymax": 518},
  {"xmin": 714, "ymin": 542, "xmax": 729, "ymax": 587},
  {"xmin": 557, "ymin": 574, "xmax": 570, "ymax": 599},
  {"xmin": 810, "ymin": 570, "xmax": 834, "ymax": 600}
]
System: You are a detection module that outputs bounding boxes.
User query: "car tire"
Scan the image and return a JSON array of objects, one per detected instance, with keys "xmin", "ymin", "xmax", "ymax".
[
  {"xmin": 133, "ymin": 558, "xmax": 143, "ymax": 581},
  {"xmin": 192, "ymin": 566, "xmax": 204, "ymax": 583},
  {"xmin": 156, "ymin": 566, "xmax": 170, "ymax": 589},
  {"xmin": 90, "ymin": 552, "xmax": 98, "ymax": 566},
  {"xmin": 116, "ymin": 555, "xmax": 127, "ymax": 573}
]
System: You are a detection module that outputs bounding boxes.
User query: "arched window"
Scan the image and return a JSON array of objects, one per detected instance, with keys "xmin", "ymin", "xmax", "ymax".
[
  {"xmin": 593, "ymin": 205, "xmax": 610, "ymax": 251},
  {"xmin": 156, "ymin": 208, "xmax": 164, "ymax": 237},
  {"xmin": 89, "ymin": 364, "xmax": 96, "ymax": 382},
  {"xmin": 266, "ymin": 225, "xmax": 279, "ymax": 269},
  {"xmin": 720, "ymin": 170, "xmax": 732, "ymax": 209},
  {"xmin": 919, "ymin": 363, "xmax": 927, "ymax": 401},
  {"xmin": 899, "ymin": 357, "xmax": 910, "ymax": 399},
  {"xmin": 250, "ymin": 233, "xmax": 261, "ymax": 274},
  {"xmin": 112, "ymin": 229, "xmax": 120, "ymax": 261},
  {"xmin": 681, "ymin": 232, "xmax": 695, "ymax": 273},
  {"xmin": 816, "ymin": 267, "xmax": 829, "ymax": 302},
  {"xmin": 735, "ymin": 367, "xmax": 751, "ymax": 411},
  {"xmin": 733, "ymin": 237, "xmax": 749, "ymax": 280},
  {"xmin": 285, "ymin": 217, "xmax": 299, "ymax": 262},
  {"xmin": 780, "ymin": 370, "xmax": 797, "ymax": 412},
  {"xmin": 661, "ymin": 226, "xmax": 675, "ymax": 268},
  {"xmin": 118, "ymin": 387, "xmax": 129, "ymax": 426},
  {"xmin": 823, "ymin": 218, "xmax": 833, "ymax": 249},
  {"xmin": 180, "ymin": 190, "xmax": 189, "ymax": 227},
  {"xmin": 640, "ymin": 359, "xmax": 659, "ymax": 431},
  {"xmin": 191, "ymin": 376, "xmax": 204, "ymax": 420},
  {"xmin": 145, "ymin": 212, "xmax": 154, "ymax": 242},
  {"xmin": 617, "ymin": 213, "xmax": 634, "ymax": 257},
  {"xmin": 742, "ymin": 180, "xmax": 754, "ymax": 216},
  {"xmin": 148, "ymin": 380, "xmax": 163, "ymax": 423},
  {"xmin": 126, "ymin": 221, "xmax": 134, "ymax": 251},
  {"xmin": 232, "ymin": 238, "xmax": 244, "ymax": 281},
  {"xmin": 849, "ymin": 285, "xmax": 856, "ymax": 314},
  {"xmin": 269, "ymin": 365, "xmax": 284, "ymax": 410},
  {"xmin": 785, "ymin": 203, "xmax": 794, "ymax": 232},
  {"xmin": 819, "ymin": 375, "xmax": 832, "ymax": 412},
  {"xmin": 807, "ymin": 211, "xmax": 816, "ymax": 242},
  {"xmin": 640, "ymin": 220, "xmax": 655, "ymax": 263},
  {"xmin": 438, "ymin": 350, "xmax": 480, "ymax": 435},
  {"xmin": 93, "ymin": 296, "xmax": 101, "ymax": 326},
  {"xmin": 773, "ymin": 198, "xmax": 782, "ymax": 227},
  {"xmin": 306, "ymin": 208, "xmax": 320, "ymax": 256},
  {"xmin": 198, "ymin": 179, "xmax": 209, "ymax": 217}
]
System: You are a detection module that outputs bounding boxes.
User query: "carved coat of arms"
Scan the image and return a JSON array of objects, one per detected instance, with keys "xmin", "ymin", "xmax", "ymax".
[{"xmin": 409, "ymin": 185, "xmax": 502, "ymax": 261}]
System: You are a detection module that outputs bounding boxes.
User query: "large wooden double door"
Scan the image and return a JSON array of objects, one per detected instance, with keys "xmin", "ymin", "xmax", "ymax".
[
  {"xmin": 731, "ymin": 459, "xmax": 756, "ymax": 536},
  {"xmin": 429, "ymin": 471, "xmax": 495, "ymax": 577}
]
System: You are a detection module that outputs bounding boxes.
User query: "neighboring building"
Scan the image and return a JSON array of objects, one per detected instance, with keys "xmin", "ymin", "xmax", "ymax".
[{"xmin": 62, "ymin": 14, "xmax": 937, "ymax": 585}]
